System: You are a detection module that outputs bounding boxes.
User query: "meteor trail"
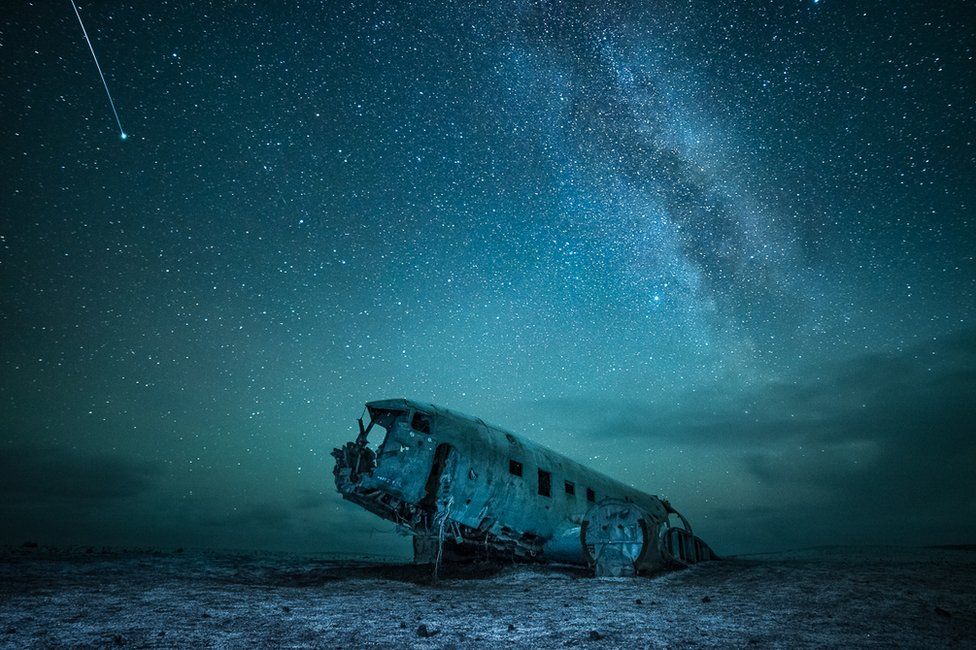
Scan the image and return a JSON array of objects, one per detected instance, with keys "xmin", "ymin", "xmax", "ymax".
[{"xmin": 69, "ymin": 0, "xmax": 127, "ymax": 140}]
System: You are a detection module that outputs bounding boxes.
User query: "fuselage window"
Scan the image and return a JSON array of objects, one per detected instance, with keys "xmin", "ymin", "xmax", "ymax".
[
  {"xmin": 538, "ymin": 469, "xmax": 552, "ymax": 497},
  {"xmin": 564, "ymin": 480, "xmax": 575, "ymax": 496},
  {"xmin": 411, "ymin": 412, "xmax": 431, "ymax": 434},
  {"xmin": 509, "ymin": 459, "xmax": 523, "ymax": 477},
  {"xmin": 586, "ymin": 487, "xmax": 595, "ymax": 503}
]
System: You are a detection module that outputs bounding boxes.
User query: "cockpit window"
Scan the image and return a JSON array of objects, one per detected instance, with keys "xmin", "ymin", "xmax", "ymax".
[
  {"xmin": 363, "ymin": 408, "xmax": 406, "ymax": 453},
  {"xmin": 411, "ymin": 412, "xmax": 431, "ymax": 434},
  {"xmin": 368, "ymin": 408, "xmax": 404, "ymax": 431}
]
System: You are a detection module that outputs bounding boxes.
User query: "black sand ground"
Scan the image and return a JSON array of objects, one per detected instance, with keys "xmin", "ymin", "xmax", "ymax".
[{"xmin": 1, "ymin": 545, "xmax": 973, "ymax": 647}]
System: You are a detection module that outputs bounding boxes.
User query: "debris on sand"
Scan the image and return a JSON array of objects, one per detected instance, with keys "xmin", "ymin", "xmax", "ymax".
[
  {"xmin": 0, "ymin": 546, "xmax": 973, "ymax": 647},
  {"xmin": 416, "ymin": 624, "xmax": 438, "ymax": 638}
]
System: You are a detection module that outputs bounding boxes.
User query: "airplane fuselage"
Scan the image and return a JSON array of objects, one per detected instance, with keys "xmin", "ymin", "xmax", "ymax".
[{"xmin": 332, "ymin": 398, "xmax": 714, "ymax": 575}]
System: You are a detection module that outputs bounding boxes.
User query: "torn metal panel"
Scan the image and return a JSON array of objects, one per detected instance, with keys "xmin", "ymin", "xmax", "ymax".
[{"xmin": 332, "ymin": 398, "xmax": 716, "ymax": 575}]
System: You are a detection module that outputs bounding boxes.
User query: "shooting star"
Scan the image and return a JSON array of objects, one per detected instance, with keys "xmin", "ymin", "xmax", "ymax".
[{"xmin": 69, "ymin": 0, "xmax": 127, "ymax": 140}]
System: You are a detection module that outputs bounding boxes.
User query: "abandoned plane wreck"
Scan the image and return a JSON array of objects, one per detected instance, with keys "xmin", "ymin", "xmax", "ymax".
[{"xmin": 332, "ymin": 398, "xmax": 716, "ymax": 577}]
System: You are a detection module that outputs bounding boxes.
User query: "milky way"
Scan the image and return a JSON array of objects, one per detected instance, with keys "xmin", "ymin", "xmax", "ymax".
[{"xmin": 1, "ymin": 1, "xmax": 973, "ymax": 554}]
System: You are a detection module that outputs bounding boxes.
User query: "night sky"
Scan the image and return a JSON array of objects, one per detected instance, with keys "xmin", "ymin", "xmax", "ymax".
[{"xmin": 1, "ymin": 1, "xmax": 973, "ymax": 557}]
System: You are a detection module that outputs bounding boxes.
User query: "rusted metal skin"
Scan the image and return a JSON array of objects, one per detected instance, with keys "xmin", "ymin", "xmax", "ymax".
[{"xmin": 332, "ymin": 398, "xmax": 716, "ymax": 575}]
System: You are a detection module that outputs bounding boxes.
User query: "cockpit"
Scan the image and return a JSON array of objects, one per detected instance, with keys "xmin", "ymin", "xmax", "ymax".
[
  {"xmin": 355, "ymin": 406, "xmax": 433, "ymax": 457},
  {"xmin": 332, "ymin": 403, "xmax": 444, "ymax": 528}
]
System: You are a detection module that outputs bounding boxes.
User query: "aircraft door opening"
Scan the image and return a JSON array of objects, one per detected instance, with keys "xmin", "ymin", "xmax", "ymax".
[{"xmin": 420, "ymin": 443, "xmax": 454, "ymax": 513}]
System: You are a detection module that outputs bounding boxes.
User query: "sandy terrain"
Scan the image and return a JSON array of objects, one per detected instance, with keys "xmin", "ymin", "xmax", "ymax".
[{"xmin": 0, "ymin": 545, "xmax": 973, "ymax": 648}]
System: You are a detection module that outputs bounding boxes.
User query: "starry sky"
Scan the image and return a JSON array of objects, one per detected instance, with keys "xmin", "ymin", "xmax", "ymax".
[{"xmin": 1, "ymin": 0, "xmax": 973, "ymax": 556}]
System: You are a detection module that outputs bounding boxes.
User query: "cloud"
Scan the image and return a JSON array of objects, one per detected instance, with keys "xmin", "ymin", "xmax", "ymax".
[
  {"xmin": 0, "ymin": 445, "xmax": 160, "ymax": 504},
  {"xmin": 0, "ymin": 445, "xmax": 166, "ymax": 548},
  {"xmin": 206, "ymin": 503, "xmax": 293, "ymax": 529},
  {"xmin": 526, "ymin": 327, "xmax": 976, "ymax": 549},
  {"xmin": 734, "ymin": 329, "xmax": 976, "ymax": 516},
  {"xmin": 541, "ymin": 326, "xmax": 975, "ymax": 444}
]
